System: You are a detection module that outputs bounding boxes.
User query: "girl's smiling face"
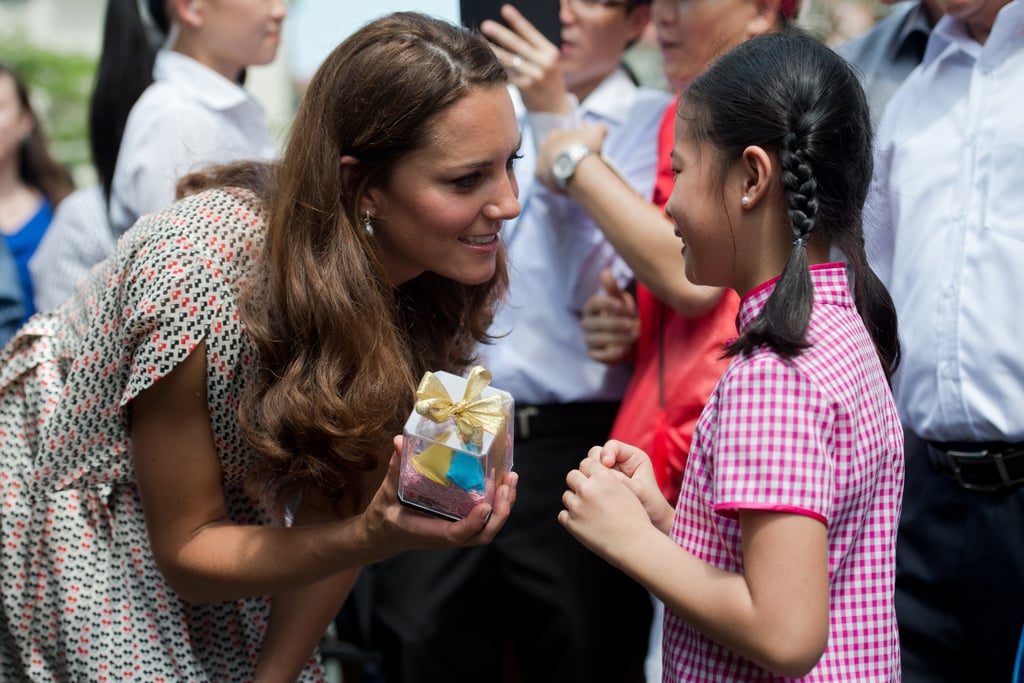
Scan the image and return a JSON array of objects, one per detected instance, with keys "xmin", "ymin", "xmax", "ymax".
[
  {"xmin": 665, "ymin": 115, "xmax": 738, "ymax": 289},
  {"xmin": 366, "ymin": 85, "xmax": 522, "ymax": 287}
]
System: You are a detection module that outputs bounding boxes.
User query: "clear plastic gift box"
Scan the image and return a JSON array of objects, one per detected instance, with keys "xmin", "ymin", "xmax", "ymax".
[{"xmin": 398, "ymin": 366, "xmax": 514, "ymax": 521}]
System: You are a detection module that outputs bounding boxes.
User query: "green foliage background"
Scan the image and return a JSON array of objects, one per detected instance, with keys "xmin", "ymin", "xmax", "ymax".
[{"xmin": 0, "ymin": 36, "xmax": 97, "ymax": 182}]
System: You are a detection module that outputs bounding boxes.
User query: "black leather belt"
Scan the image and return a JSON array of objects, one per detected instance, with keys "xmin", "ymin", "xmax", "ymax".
[
  {"xmin": 926, "ymin": 441, "xmax": 1024, "ymax": 492},
  {"xmin": 514, "ymin": 401, "xmax": 619, "ymax": 441}
]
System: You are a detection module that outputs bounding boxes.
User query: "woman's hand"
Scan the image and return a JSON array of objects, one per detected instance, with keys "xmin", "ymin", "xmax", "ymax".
[
  {"xmin": 481, "ymin": 4, "xmax": 568, "ymax": 113},
  {"xmin": 358, "ymin": 436, "xmax": 518, "ymax": 559},
  {"xmin": 581, "ymin": 268, "xmax": 639, "ymax": 364}
]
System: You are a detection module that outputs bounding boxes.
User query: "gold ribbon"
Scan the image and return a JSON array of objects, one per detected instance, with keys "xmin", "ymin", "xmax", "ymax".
[{"xmin": 415, "ymin": 366, "xmax": 508, "ymax": 442}]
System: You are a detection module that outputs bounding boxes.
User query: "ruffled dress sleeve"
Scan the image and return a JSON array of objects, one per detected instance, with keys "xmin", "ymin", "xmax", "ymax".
[{"xmin": 33, "ymin": 187, "xmax": 267, "ymax": 493}]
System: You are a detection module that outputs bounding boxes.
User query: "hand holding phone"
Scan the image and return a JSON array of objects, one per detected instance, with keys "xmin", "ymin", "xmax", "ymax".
[
  {"xmin": 461, "ymin": 0, "xmax": 561, "ymax": 47},
  {"xmin": 473, "ymin": 3, "xmax": 571, "ymax": 114}
]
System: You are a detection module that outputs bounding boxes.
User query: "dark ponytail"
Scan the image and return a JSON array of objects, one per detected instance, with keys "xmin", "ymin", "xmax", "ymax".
[
  {"xmin": 89, "ymin": 0, "xmax": 168, "ymax": 205},
  {"xmin": 681, "ymin": 29, "xmax": 900, "ymax": 381}
]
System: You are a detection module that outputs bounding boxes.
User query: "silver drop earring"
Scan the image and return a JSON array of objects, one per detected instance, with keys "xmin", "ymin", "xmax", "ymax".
[{"xmin": 363, "ymin": 211, "xmax": 374, "ymax": 237}]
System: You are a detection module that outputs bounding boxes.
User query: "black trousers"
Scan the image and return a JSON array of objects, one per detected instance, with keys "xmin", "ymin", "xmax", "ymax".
[
  {"xmin": 361, "ymin": 402, "xmax": 652, "ymax": 683},
  {"xmin": 896, "ymin": 431, "xmax": 1024, "ymax": 682}
]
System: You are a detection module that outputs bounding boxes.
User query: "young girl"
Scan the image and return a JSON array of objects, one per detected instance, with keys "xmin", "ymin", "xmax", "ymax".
[
  {"xmin": 0, "ymin": 12, "xmax": 519, "ymax": 682},
  {"xmin": 559, "ymin": 29, "xmax": 903, "ymax": 682}
]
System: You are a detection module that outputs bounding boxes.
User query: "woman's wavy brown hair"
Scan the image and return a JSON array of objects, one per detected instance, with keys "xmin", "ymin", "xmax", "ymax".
[{"xmin": 223, "ymin": 12, "xmax": 510, "ymax": 517}]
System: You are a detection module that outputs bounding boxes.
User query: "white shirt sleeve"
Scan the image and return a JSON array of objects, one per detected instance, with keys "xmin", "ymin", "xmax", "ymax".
[{"xmin": 29, "ymin": 186, "xmax": 115, "ymax": 312}]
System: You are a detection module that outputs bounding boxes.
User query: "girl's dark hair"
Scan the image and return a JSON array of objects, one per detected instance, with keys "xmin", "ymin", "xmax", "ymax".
[
  {"xmin": 681, "ymin": 29, "xmax": 900, "ymax": 381},
  {"xmin": 89, "ymin": 0, "xmax": 168, "ymax": 205},
  {"xmin": 179, "ymin": 12, "xmax": 511, "ymax": 516},
  {"xmin": 0, "ymin": 63, "xmax": 73, "ymax": 206}
]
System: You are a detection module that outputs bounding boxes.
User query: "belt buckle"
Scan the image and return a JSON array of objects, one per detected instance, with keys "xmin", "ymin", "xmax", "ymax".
[
  {"xmin": 944, "ymin": 448, "xmax": 1016, "ymax": 492},
  {"xmin": 516, "ymin": 406, "xmax": 539, "ymax": 440}
]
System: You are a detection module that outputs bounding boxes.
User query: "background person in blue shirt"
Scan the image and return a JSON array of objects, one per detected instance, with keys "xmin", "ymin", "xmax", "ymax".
[
  {"xmin": 0, "ymin": 62, "xmax": 73, "ymax": 322},
  {"xmin": 0, "ymin": 239, "xmax": 24, "ymax": 347}
]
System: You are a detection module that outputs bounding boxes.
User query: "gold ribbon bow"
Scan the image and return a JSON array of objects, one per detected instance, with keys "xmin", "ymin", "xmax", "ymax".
[{"xmin": 415, "ymin": 366, "xmax": 508, "ymax": 442}]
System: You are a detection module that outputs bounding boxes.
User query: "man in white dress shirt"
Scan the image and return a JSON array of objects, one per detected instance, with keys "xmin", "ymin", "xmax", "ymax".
[
  {"xmin": 361, "ymin": 2, "xmax": 670, "ymax": 681},
  {"xmin": 864, "ymin": 0, "xmax": 1024, "ymax": 679}
]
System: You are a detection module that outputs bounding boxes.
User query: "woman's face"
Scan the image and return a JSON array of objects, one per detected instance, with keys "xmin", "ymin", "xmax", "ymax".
[
  {"xmin": 367, "ymin": 85, "xmax": 522, "ymax": 287},
  {"xmin": 187, "ymin": 0, "xmax": 286, "ymax": 79},
  {"xmin": 0, "ymin": 72, "xmax": 32, "ymax": 169},
  {"xmin": 650, "ymin": 0, "xmax": 763, "ymax": 89}
]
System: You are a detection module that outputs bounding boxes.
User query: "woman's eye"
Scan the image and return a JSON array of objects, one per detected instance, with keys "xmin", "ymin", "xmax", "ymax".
[
  {"xmin": 506, "ymin": 152, "xmax": 523, "ymax": 171},
  {"xmin": 453, "ymin": 172, "xmax": 481, "ymax": 190}
]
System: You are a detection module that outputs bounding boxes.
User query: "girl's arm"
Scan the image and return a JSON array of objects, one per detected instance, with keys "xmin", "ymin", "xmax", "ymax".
[
  {"xmin": 561, "ymin": 457, "xmax": 829, "ymax": 678},
  {"xmin": 131, "ymin": 342, "xmax": 516, "ymax": 675},
  {"xmin": 536, "ymin": 127, "xmax": 724, "ymax": 318}
]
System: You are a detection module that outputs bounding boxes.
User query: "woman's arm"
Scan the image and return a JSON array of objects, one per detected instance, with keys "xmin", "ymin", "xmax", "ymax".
[
  {"xmin": 254, "ymin": 569, "xmax": 360, "ymax": 683},
  {"xmin": 253, "ymin": 489, "xmax": 363, "ymax": 683},
  {"xmin": 536, "ymin": 127, "xmax": 724, "ymax": 318},
  {"xmin": 561, "ymin": 457, "xmax": 829, "ymax": 678},
  {"xmin": 130, "ymin": 341, "xmax": 516, "ymax": 602}
]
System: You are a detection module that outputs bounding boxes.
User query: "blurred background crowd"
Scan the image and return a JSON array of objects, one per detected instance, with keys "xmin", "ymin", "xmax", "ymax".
[{"xmin": 0, "ymin": 0, "xmax": 890, "ymax": 192}]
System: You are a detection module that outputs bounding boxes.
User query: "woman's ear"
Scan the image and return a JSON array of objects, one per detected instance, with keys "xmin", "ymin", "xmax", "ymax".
[
  {"xmin": 735, "ymin": 145, "xmax": 773, "ymax": 211},
  {"xmin": 341, "ymin": 154, "xmax": 381, "ymax": 217}
]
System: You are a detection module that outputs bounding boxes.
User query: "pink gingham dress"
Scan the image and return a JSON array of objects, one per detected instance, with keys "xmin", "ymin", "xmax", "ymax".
[{"xmin": 663, "ymin": 263, "xmax": 904, "ymax": 682}]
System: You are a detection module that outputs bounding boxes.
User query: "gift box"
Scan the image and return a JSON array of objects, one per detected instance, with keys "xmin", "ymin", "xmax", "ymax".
[{"xmin": 399, "ymin": 366, "xmax": 515, "ymax": 521}]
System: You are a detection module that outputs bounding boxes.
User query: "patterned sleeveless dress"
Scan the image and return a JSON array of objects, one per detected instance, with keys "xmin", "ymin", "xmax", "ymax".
[{"xmin": 0, "ymin": 187, "xmax": 327, "ymax": 682}]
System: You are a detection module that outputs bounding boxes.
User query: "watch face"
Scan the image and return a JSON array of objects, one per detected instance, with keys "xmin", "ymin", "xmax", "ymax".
[
  {"xmin": 553, "ymin": 144, "xmax": 589, "ymax": 187},
  {"xmin": 554, "ymin": 153, "xmax": 574, "ymax": 180}
]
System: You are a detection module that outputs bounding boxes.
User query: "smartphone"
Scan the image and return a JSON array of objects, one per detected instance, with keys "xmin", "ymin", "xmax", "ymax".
[{"xmin": 460, "ymin": 0, "xmax": 562, "ymax": 47}]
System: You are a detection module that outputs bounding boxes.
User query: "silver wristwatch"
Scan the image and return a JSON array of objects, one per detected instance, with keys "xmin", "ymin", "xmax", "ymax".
[{"xmin": 551, "ymin": 143, "xmax": 593, "ymax": 190}]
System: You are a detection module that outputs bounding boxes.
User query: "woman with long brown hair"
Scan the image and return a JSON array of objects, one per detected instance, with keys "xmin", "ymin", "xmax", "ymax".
[{"xmin": 0, "ymin": 12, "xmax": 520, "ymax": 682}]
